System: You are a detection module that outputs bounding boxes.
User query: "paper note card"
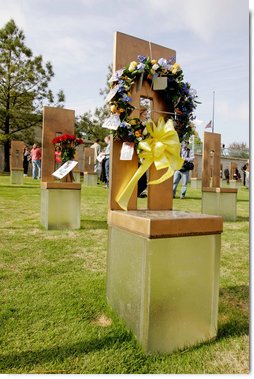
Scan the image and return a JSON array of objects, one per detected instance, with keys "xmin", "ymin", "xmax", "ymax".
[
  {"xmin": 120, "ymin": 142, "xmax": 134, "ymax": 160},
  {"xmin": 52, "ymin": 160, "xmax": 78, "ymax": 179},
  {"xmin": 102, "ymin": 114, "xmax": 120, "ymax": 130}
]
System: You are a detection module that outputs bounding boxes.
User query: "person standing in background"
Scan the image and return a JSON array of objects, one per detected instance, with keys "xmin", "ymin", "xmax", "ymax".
[
  {"xmin": 54, "ymin": 145, "xmax": 62, "ymax": 170},
  {"xmin": 242, "ymin": 160, "xmax": 249, "ymax": 189},
  {"xmin": 30, "ymin": 143, "xmax": 41, "ymax": 179},
  {"xmin": 173, "ymin": 141, "xmax": 194, "ymax": 199},
  {"xmin": 91, "ymin": 139, "xmax": 101, "ymax": 180},
  {"xmin": 23, "ymin": 146, "xmax": 30, "ymax": 176},
  {"xmin": 103, "ymin": 135, "xmax": 111, "ymax": 188},
  {"xmin": 224, "ymin": 168, "xmax": 230, "ymax": 184},
  {"xmin": 245, "ymin": 160, "xmax": 249, "ymax": 189}
]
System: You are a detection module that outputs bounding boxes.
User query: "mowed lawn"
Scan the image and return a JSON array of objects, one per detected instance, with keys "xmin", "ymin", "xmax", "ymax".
[{"xmin": 0, "ymin": 175, "xmax": 249, "ymax": 374}]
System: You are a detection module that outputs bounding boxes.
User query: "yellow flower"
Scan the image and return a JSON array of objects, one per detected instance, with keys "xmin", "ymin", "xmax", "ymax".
[
  {"xmin": 135, "ymin": 130, "xmax": 142, "ymax": 138},
  {"xmin": 110, "ymin": 104, "xmax": 117, "ymax": 113},
  {"xmin": 151, "ymin": 59, "xmax": 157, "ymax": 65},
  {"xmin": 170, "ymin": 63, "xmax": 181, "ymax": 74},
  {"xmin": 129, "ymin": 61, "xmax": 137, "ymax": 72},
  {"xmin": 129, "ymin": 119, "xmax": 138, "ymax": 125}
]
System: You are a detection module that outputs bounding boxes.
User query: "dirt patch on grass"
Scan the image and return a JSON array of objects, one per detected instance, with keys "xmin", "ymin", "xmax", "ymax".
[
  {"xmin": 208, "ymin": 336, "xmax": 249, "ymax": 374},
  {"xmin": 91, "ymin": 314, "xmax": 112, "ymax": 327}
]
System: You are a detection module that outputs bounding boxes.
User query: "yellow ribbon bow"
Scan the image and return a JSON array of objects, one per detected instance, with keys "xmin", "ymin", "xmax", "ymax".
[{"xmin": 116, "ymin": 117, "xmax": 184, "ymax": 210}]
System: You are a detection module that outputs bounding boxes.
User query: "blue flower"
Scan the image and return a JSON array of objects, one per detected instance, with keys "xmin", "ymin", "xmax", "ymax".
[
  {"xmin": 137, "ymin": 55, "xmax": 147, "ymax": 63},
  {"xmin": 128, "ymin": 130, "xmax": 135, "ymax": 137},
  {"xmin": 182, "ymin": 83, "xmax": 189, "ymax": 95},
  {"xmin": 119, "ymin": 121, "xmax": 131, "ymax": 129},
  {"xmin": 121, "ymin": 93, "xmax": 132, "ymax": 102},
  {"xmin": 167, "ymin": 56, "xmax": 176, "ymax": 65},
  {"xmin": 117, "ymin": 80, "xmax": 125, "ymax": 93}
]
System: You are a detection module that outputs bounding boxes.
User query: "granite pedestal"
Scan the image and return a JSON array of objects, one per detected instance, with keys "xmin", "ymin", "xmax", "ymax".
[
  {"xmin": 41, "ymin": 182, "xmax": 81, "ymax": 230},
  {"xmin": 10, "ymin": 169, "xmax": 24, "ymax": 185},
  {"xmin": 107, "ymin": 210, "xmax": 223, "ymax": 353},
  {"xmin": 202, "ymin": 187, "xmax": 237, "ymax": 221},
  {"xmin": 190, "ymin": 178, "xmax": 202, "ymax": 190},
  {"xmin": 83, "ymin": 172, "xmax": 98, "ymax": 186}
]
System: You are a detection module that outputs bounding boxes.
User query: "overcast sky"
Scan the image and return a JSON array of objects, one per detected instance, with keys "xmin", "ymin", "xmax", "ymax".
[{"xmin": 0, "ymin": 0, "xmax": 250, "ymax": 147}]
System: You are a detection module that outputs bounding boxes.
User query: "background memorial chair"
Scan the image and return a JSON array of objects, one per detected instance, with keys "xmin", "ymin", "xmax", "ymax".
[
  {"xmin": 201, "ymin": 131, "xmax": 238, "ymax": 221},
  {"xmin": 40, "ymin": 106, "xmax": 81, "ymax": 230}
]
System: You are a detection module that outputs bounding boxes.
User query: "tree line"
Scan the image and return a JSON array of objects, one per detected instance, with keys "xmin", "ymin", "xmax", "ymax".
[{"xmin": 0, "ymin": 19, "xmax": 110, "ymax": 172}]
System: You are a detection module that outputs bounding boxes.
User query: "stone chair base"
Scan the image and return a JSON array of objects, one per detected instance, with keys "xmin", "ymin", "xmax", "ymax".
[
  {"xmin": 10, "ymin": 169, "xmax": 24, "ymax": 185},
  {"xmin": 107, "ymin": 209, "xmax": 223, "ymax": 354},
  {"xmin": 40, "ymin": 182, "xmax": 81, "ymax": 230},
  {"xmin": 202, "ymin": 187, "xmax": 237, "ymax": 221},
  {"xmin": 190, "ymin": 178, "xmax": 202, "ymax": 189},
  {"xmin": 83, "ymin": 172, "xmax": 98, "ymax": 186}
]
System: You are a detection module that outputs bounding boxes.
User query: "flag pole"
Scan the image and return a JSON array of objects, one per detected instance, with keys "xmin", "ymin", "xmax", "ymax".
[{"xmin": 212, "ymin": 91, "xmax": 215, "ymax": 132}]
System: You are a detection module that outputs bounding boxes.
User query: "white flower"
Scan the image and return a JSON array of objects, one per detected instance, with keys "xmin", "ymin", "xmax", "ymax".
[
  {"xmin": 152, "ymin": 63, "xmax": 159, "ymax": 71},
  {"xmin": 189, "ymin": 88, "xmax": 197, "ymax": 98},
  {"xmin": 158, "ymin": 58, "xmax": 169, "ymax": 69}
]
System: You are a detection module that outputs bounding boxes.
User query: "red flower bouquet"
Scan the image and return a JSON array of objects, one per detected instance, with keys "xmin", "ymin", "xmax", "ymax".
[{"xmin": 52, "ymin": 134, "xmax": 83, "ymax": 163}]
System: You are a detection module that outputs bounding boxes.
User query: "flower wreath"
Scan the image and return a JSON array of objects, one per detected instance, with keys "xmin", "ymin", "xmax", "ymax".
[
  {"xmin": 105, "ymin": 55, "xmax": 200, "ymax": 144},
  {"xmin": 103, "ymin": 55, "xmax": 200, "ymax": 210}
]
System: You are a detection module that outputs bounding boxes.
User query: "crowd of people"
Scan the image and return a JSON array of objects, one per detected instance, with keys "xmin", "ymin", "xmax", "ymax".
[
  {"xmin": 22, "ymin": 143, "xmax": 42, "ymax": 179},
  {"xmin": 91, "ymin": 137, "xmax": 196, "ymax": 197},
  {"xmin": 21, "ymin": 138, "xmax": 250, "ymax": 194}
]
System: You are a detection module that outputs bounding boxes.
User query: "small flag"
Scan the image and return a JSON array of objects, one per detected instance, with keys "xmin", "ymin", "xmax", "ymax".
[{"xmin": 205, "ymin": 120, "xmax": 212, "ymax": 129}]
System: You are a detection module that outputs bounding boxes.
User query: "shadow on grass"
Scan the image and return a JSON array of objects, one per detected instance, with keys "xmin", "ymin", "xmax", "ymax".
[
  {"xmin": 0, "ymin": 286, "xmax": 249, "ymax": 372},
  {"xmin": 217, "ymin": 285, "xmax": 249, "ymax": 339},
  {"xmin": 80, "ymin": 219, "xmax": 108, "ymax": 230},
  {"xmin": 0, "ymin": 185, "xmax": 39, "ymax": 189},
  {"xmin": 0, "ymin": 226, "xmax": 25, "ymax": 230},
  {"xmin": 0, "ymin": 334, "xmax": 132, "ymax": 372},
  {"xmin": 173, "ymin": 196, "xmax": 201, "ymax": 201},
  {"xmin": 235, "ymin": 216, "xmax": 249, "ymax": 222}
]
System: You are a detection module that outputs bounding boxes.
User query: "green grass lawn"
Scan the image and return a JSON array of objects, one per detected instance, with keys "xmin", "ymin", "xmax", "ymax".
[{"xmin": 0, "ymin": 175, "xmax": 249, "ymax": 374}]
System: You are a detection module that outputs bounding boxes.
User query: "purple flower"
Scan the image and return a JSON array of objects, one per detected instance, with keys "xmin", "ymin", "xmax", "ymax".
[
  {"xmin": 121, "ymin": 93, "xmax": 132, "ymax": 102},
  {"xmin": 168, "ymin": 56, "xmax": 176, "ymax": 65},
  {"xmin": 137, "ymin": 55, "xmax": 147, "ymax": 63},
  {"xmin": 119, "ymin": 121, "xmax": 130, "ymax": 129},
  {"xmin": 117, "ymin": 80, "xmax": 125, "ymax": 93},
  {"xmin": 182, "ymin": 83, "xmax": 189, "ymax": 95},
  {"xmin": 128, "ymin": 130, "xmax": 135, "ymax": 137}
]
